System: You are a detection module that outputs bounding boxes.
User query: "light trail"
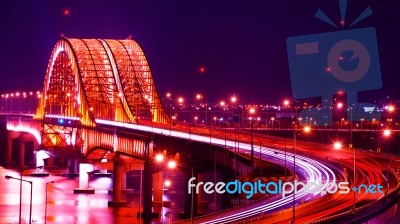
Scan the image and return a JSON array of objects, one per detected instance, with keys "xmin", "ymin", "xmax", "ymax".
[{"xmin": 95, "ymin": 119, "xmax": 337, "ymax": 223}]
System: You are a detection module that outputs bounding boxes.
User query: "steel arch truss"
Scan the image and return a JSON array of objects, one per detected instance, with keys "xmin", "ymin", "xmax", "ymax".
[{"xmin": 36, "ymin": 37, "xmax": 169, "ymax": 150}]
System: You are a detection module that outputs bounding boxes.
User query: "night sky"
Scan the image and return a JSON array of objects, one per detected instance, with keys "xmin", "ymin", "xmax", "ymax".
[{"xmin": 1, "ymin": 0, "xmax": 400, "ymax": 103}]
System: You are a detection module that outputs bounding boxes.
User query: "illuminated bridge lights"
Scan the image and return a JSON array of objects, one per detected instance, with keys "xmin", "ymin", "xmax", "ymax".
[
  {"xmin": 36, "ymin": 38, "xmax": 170, "ymax": 126},
  {"xmin": 32, "ymin": 37, "xmax": 171, "ymax": 151}
]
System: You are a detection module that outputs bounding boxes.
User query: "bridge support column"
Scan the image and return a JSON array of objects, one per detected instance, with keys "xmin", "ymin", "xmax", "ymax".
[
  {"xmin": 6, "ymin": 136, "xmax": 13, "ymax": 167},
  {"xmin": 18, "ymin": 136, "xmax": 25, "ymax": 168},
  {"xmin": 73, "ymin": 163, "xmax": 95, "ymax": 194},
  {"xmin": 153, "ymin": 171, "xmax": 163, "ymax": 206},
  {"xmin": 46, "ymin": 156, "xmax": 55, "ymax": 168},
  {"xmin": 62, "ymin": 159, "xmax": 79, "ymax": 178},
  {"xmin": 108, "ymin": 154, "xmax": 128, "ymax": 207}
]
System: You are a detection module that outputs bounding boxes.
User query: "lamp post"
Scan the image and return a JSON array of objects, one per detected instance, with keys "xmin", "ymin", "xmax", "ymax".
[
  {"xmin": 360, "ymin": 118, "xmax": 364, "ymax": 130},
  {"xmin": 230, "ymin": 96, "xmax": 238, "ymax": 176},
  {"xmin": 271, "ymin": 117, "xmax": 275, "ymax": 129},
  {"xmin": 5, "ymin": 175, "xmax": 33, "ymax": 224},
  {"xmin": 291, "ymin": 101, "xmax": 299, "ymax": 224},
  {"xmin": 161, "ymin": 180, "xmax": 171, "ymax": 223},
  {"xmin": 45, "ymin": 181, "xmax": 54, "ymax": 224},
  {"xmin": 220, "ymin": 101, "xmax": 227, "ymax": 149},
  {"xmin": 167, "ymin": 161, "xmax": 194, "ymax": 224},
  {"xmin": 249, "ymin": 108, "xmax": 256, "ymax": 165},
  {"xmin": 166, "ymin": 92, "xmax": 173, "ymax": 135},
  {"xmin": 282, "ymin": 100, "xmax": 290, "ymax": 180},
  {"xmin": 384, "ymin": 129, "xmax": 391, "ymax": 194}
]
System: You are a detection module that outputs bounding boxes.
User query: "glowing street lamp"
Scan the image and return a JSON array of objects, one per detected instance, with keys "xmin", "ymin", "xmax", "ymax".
[
  {"xmin": 167, "ymin": 161, "xmax": 193, "ymax": 223},
  {"xmin": 384, "ymin": 129, "xmax": 391, "ymax": 137},
  {"xmin": 164, "ymin": 180, "xmax": 171, "ymax": 187},
  {"xmin": 271, "ymin": 117, "xmax": 275, "ymax": 129},
  {"xmin": 283, "ymin": 99, "xmax": 289, "ymax": 106},
  {"xmin": 333, "ymin": 142, "xmax": 342, "ymax": 150},
  {"xmin": 230, "ymin": 96, "xmax": 237, "ymax": 103},
  {"xmin": 155, "ymin": 154, "xmax": 164, "ymax": 163},
  {"xmin": 178, "ymin": 97, "xmax": 184, "ymax": 104},
  {"xmin": 161, "ymin": 180, "xmax": 172, "ymax": 223},
  {"xmin": 195, "ymin": 94, "xmax": 202, "ymax": 100},
  {"xmin": 303, "ymin": 126, "xmax": 311, "ymax": 133},
  {"xmin": 337, "ymin": 102, "xmax": 343, "ymax": 109},
  {"xmin": 167, "ymin": 160, "xmax": 177, "ymax": 169},
  {"xmin": 383, "ymin": 129, "xmax": 391, "ymax": 193},
  {"xmin": 360, "ymin": 118, "xmax": 364, "ymax": 129},
  {"xmin": 249, "ymin": 108, "xmax": 256, "ymax": 165},
  {"xmin": 249, "ymin": 108, "xmax": 255, "ymax": 115}
]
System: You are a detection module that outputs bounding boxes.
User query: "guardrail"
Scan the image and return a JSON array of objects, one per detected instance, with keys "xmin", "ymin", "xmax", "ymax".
[{"xmin": 307, "ymin": 168, "xmax": 400, "ymax": 224}]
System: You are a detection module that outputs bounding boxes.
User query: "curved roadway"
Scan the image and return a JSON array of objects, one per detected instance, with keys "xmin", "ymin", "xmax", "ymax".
[{"xmin": 96, "ymin": 119, "xmax": 396, "ymax": 223}]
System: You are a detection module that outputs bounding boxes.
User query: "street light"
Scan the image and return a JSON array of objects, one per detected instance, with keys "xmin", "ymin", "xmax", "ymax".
[
  {"xmin": 178, "ymin": 97, "xmax": 184, "ymax": 105},
  {"xmin": 166, "ymin": 92, "xmax": 173, "ymax": 134},
  {"xmin": 249, "ymin": 108, "xmax": 256, "ymax": 165},
  {"xmin": 333, "ymin": 142, "xmax": 342, "ymax": 150},
  {"xmin": 155, "ymin": 154, "xmax": 165, "ymax": 163},
  {"xmin": 388, "ymin": 105, "xmax": 395, "ymax": 113},
  {"xmin": 283, "ymin": 100, "xmax": 289, "ymax": 107},
  {"xmin": 383, "ymin": 129, "xmax": 391, "ymax": 194},
  {"xmin": 161, "ymin": 180, "xmax": 171, "ymax": 223},
  {"xmin": 167, "ymin": 160, "xmax": 176, "ymax": 169},
  {"xmin": 45, "ymin": 181, "xmax": 54, "ymax": 224},
  {"xmin": 230, "ymin": 95, "xmax": 239, "ymax": 176},
  {"xmin": 230, "ymin": 96, "xmax": 237, "ymax": 103},
  {"xmin": 372, "ymin": 118, "xmax": 376, "ymax": 130},
  {"xmin": 5, "ymin": 175, "xmax": 33, "ymax": 224},
  {"xmin": 167, "ymin": 160, "xmax": 194, "ymax": 224},
  {"xmin": 360, "ymin": 118, "xmax": 364, "ymax": 130},
  {"xmin": 195, "ymin": 94, "xmax": 202, "ymax": 100},
  {"xmin": 270, "ymin": 117, "xmax": 275, "ymax": 129},
  {"xmin": 220, "ymin": 101, "xmax": 228, "ymax": 149},
  {"xmin": 289, "ymin": 100, "xmax": 305, "ymax": 223}
]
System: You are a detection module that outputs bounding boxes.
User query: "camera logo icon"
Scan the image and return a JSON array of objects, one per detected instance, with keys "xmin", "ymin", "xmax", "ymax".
[{"xmin": 286, "ymin": 27, "xmax": 382, "ymax": 125}]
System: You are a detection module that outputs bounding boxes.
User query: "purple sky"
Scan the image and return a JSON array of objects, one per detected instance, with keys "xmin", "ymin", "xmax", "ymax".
[{"xmin": 1, "ymin": 0, "xmax": 399, "ymax": 103}]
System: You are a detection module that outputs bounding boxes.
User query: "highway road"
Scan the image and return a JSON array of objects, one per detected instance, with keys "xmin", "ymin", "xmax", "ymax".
[{"xmin": 103, "ymin": 119, "xmax": 398, "ymax": 224}]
